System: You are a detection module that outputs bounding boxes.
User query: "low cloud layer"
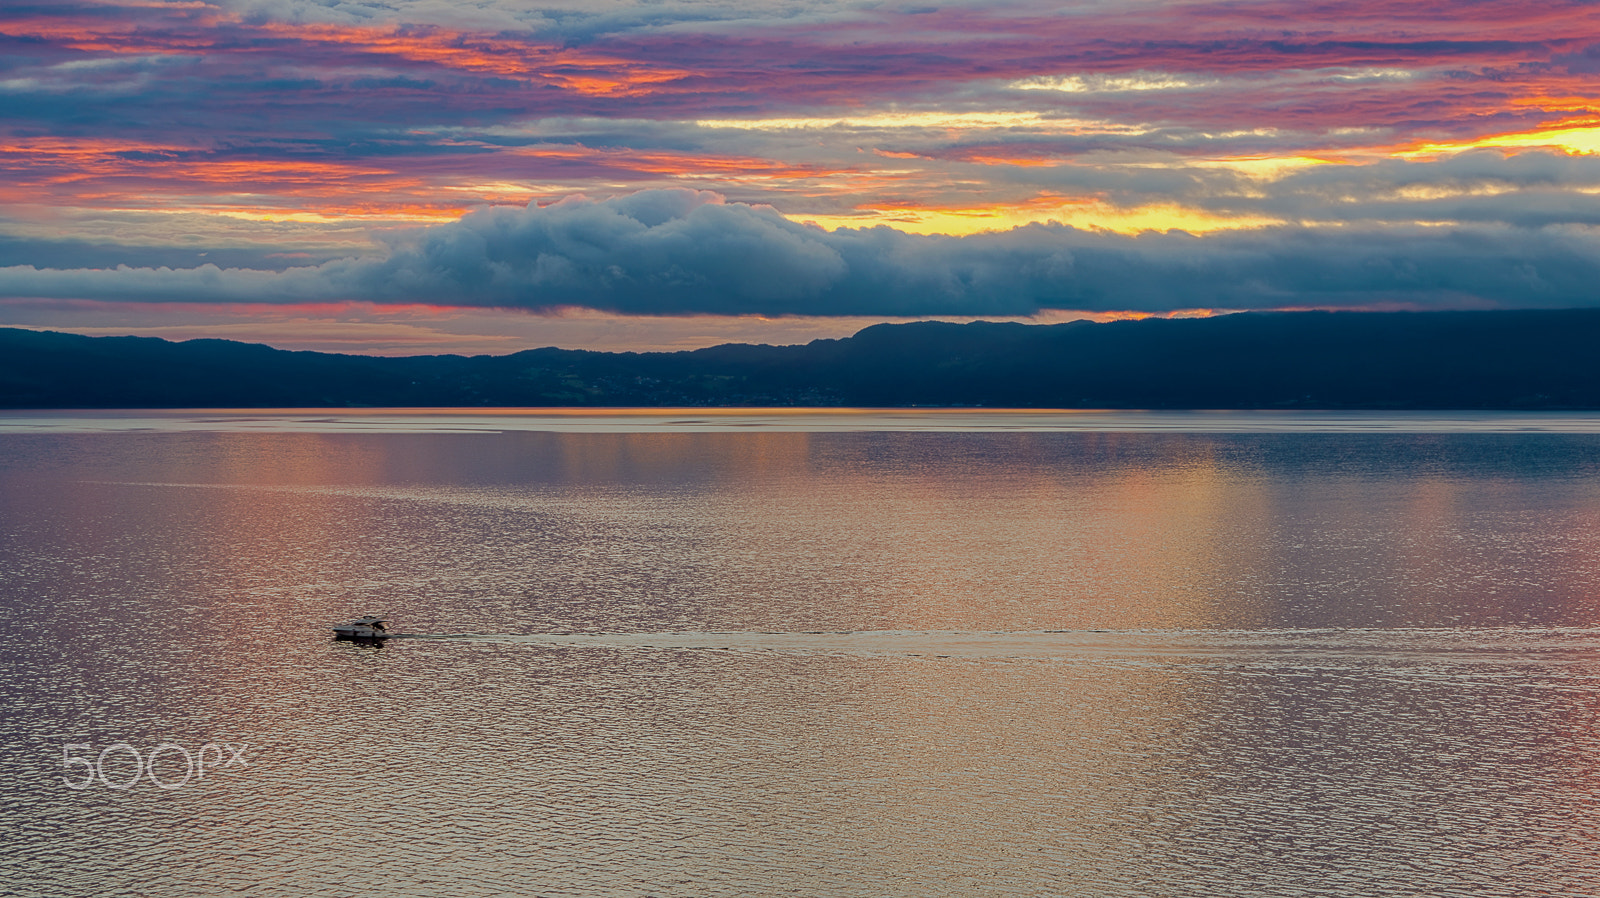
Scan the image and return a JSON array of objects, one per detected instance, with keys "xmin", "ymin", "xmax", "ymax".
[{"xmin": 4, "ymin": 189, "xmax": 1599, "ymax": 317}]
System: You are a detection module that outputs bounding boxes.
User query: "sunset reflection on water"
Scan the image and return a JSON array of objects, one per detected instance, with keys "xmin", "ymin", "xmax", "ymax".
[{"xmin": 4, "ymin": 418, "xmax": 1600, "ymax": 895}]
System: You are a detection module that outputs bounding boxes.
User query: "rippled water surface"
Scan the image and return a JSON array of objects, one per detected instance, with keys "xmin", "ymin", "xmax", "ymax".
[{"xmin": 4, "ymin": 411, "xmax": 1600, "ymax": 896}]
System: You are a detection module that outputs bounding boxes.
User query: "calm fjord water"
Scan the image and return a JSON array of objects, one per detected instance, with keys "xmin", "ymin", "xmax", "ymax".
[{"xmin": 4, "ymin": 411, "xmax": 1600, "ymax": 896}]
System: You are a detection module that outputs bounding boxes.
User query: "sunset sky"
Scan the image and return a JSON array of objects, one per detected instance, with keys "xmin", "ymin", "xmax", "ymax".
[{"xmin": 5, "ymin": 0, "xmax": 1600, "ymax": 353}]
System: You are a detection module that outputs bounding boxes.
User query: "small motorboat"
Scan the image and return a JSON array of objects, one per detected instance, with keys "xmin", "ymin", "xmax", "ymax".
[{"xmin": 332, "ymin": 615, "xmax": 392, "ymax": 640}]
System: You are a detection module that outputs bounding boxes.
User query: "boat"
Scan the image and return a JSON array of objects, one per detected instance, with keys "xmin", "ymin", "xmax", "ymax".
[{"xmin": 332, "ymin": 615, "xmax": 392, "ymax": 640}]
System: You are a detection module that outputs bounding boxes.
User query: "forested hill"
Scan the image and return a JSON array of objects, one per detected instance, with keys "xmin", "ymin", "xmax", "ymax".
[{"xmin": 4, "ymin": 308, "xmax": 1600, "ymax": 409}]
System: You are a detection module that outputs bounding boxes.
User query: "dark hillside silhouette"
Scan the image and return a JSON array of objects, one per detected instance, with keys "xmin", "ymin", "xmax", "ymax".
[{"xmin": 3, "ymin": 309, "xmax": 1599, "ymax": 409}]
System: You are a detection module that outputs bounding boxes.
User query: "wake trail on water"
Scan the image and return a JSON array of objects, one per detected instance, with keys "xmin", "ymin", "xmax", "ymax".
[{"xmin": 373, "ymin": 627, "xmax": 1600, "ymax": 666}]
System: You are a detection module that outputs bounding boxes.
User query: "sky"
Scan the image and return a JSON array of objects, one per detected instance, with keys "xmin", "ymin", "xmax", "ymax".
[{"xmin": 4, "ymin": 0, "xmax": 1600, "ymax": 354}]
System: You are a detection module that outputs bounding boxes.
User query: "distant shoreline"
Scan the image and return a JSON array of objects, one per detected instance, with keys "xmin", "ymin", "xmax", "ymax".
[
  {"xmin": 8, "ymin": 408, "xmax": 1600, "ymax": 435},
  {"xmin": 7, "ymin": 308, "xmax": 1600, "ymax": 410}
]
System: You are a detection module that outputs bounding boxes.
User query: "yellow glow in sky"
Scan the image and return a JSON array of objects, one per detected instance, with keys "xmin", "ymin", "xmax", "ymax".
[
  {"xmin": 697, "ymin": 111, "xmax": 1146, "ymax": 134},
  {"xmin": 1012, "ymin": 73, "xmax": 1207, "ymax": 92},
  {"xmin": 1401, "ymin": 123, "xmax": 1600, "ymax": 157},
  {"xmin": 1189, "ymin": 156, "xmax": 1337, "ymax": 178},
  {"xmin": 206, "ymin": 209, "xmax": 462, "ymax": 224},
  {"xmin": 791, "ymin": 201, "xmax": 1280, "ymax": 236}
]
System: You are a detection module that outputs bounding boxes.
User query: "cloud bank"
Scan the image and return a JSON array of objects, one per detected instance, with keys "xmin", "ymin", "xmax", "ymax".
[{"xmin": 5, "ymin": 189, "xmax": 1598, "ymax": 317}]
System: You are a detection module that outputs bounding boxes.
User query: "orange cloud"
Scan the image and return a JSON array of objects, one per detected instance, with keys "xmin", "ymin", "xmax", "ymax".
[{"xmin": 509, "ymin": 145, "xmax": 864, "ymax": 182}]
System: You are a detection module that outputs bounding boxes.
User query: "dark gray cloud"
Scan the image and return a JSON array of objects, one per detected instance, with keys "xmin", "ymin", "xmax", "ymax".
[
  {"xmin": 1556, "ymin": 42, "xmax": 1600, "ymax": 74},
  {"xmin": 0, "ymin": 235, "xmax": 346, "ymax": 273},
  {"xmin": 4, "ymin": 189, "xmax": 1600, "ymax": 315}
]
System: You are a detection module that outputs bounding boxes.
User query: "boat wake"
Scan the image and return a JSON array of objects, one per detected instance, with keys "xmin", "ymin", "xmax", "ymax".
[{"xmin": 378, "ymin": 627, "xmax": 1600, "ymax": 665}]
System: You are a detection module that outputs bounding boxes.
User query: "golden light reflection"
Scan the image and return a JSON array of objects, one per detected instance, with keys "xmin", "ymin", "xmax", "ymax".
[
  {"xmin": 542, "ymin": 430, "xmax": 816, "ymax": 485},
  {"xmin": 717, "ymin": 431, "xmax": 1280, "ymax": 631},
  {"xmin": 167, "ymin": 431, "xmax": 401, "ymax": 638}
]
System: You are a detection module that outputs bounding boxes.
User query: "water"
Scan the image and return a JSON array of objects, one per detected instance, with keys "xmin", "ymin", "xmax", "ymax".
[{"xmin": 3, "ymin": 411, "xmax": 1600, "ymax": 896}]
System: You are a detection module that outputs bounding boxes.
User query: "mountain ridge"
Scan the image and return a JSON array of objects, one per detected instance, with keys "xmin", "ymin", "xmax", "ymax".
[{"xmin": 4, "ymin": 308, "xmax": 1600, "ymax": 409}]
